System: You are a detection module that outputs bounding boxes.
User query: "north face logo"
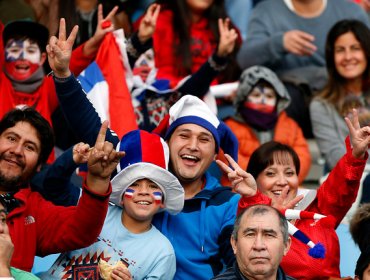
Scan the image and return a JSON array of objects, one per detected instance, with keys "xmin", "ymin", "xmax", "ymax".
[{"xmin": 24, "ymin": 216, "xmax": 35, "ymax": 225}]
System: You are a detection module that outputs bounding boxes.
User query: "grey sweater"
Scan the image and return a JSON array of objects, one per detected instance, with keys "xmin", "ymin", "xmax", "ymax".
[{"xmin": 238, "ymin": 0, "xmax": 369, "ymax": 73}]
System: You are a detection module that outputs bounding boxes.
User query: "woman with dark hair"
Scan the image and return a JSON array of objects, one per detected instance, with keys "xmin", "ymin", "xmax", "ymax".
[
  {"xmin": 310, "ymin": 19, "xmax": 370, "ymax": 171},
  {"xmin": 129, "ymin": 0, "xmax": 240, "ymax": 130},
  {"xmin": 217, "ymin": 108, "xmax": 370, "ymax": 279},
  {"xmin": 151, "ymin": 0, "xmax": 241, "ymax": 89}
]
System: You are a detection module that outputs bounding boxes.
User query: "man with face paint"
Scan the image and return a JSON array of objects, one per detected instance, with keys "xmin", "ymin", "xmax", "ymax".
[
  {"xmin": 0, "ymin": 6, "xmax": 116, "ymax": 161},
  {"xmin": 222, "ymin": 66, "xmax": 311, "ymax": 185},
  {"xmin": 45, "ymin": 130, "xmax": 184, "ymax": 280}
]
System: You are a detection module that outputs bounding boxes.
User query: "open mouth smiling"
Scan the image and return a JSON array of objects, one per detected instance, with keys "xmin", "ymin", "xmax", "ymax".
[{"xmin": 181, "ymin": 154, "xmax": 200, "ymax": 162}]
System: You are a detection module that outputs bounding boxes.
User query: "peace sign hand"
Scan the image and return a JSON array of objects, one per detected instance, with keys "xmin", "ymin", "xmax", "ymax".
[
  {"xmin": 216, "ymin": 154, "xmax": 257, "ymax": 197},
  {"xmin": 138, "ymin": 3, "xmax": 160, "ymax": 43},
  {"xmin": 46, "ymin": 18, "xmax": 78, "ymax": 78},
  {"xmin": 345, "ymin": 108, "xmax": 370, "ymax": 159},
  {"xmin": 217, "ymin": 18, "xmax": 238, "ymax": 57}
]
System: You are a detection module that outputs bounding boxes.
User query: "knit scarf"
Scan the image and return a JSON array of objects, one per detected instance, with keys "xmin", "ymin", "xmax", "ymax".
[
  {"xmin": 239, "ymin": 106, "xmax": 278, "ymax": 131},
  {"xmin": 5, "ymin": 66, "xmax": 44, "ymax": 93}
]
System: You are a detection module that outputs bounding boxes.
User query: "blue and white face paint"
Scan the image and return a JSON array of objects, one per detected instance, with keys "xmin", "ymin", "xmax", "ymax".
[{"xmin": 4, "ymin": 39, "xmax": 43, "ymax": 81}]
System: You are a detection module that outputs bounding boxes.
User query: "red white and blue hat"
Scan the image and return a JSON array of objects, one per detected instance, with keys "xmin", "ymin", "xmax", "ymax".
[
  {"xmin": 154, "ymin": 95, "xmax": 239, "ymax": 161},
  {"xmin": 110, "ymin": 130, "xmax": 184, "ymax": 215}
]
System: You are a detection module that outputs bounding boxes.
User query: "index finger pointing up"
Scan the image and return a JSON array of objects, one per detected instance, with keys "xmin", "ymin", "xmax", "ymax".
[{"xmin": 94, "ymin": 120, "xmax": 109, "ymax": 150}]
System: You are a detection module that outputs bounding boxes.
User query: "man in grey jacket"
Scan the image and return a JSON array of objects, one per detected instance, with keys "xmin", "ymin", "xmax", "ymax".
[{"xmin": 212, "ymin": 205, "xmax": 295, "ymax": 280}]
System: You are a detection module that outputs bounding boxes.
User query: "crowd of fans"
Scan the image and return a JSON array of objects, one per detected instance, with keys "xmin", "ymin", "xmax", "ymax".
[{"xmin": 1, "ymin": 0, "xmax": 370, "ymax": 279}]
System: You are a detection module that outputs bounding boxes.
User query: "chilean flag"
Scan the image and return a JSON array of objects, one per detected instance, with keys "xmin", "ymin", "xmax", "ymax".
[{"xmin": 78, "ymin": 29, "xmax": 137, "ymax": 138}]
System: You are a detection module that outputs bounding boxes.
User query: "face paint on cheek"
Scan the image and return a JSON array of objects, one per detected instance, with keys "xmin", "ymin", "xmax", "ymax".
[
  {"xmin": 5, "ymin": 40, "xmax": 24, "ymax": 62},
  {"xmin": 124, "ymin": 188, "xmax": 135, "ymax": 199},
  {"xmin": 243, "ymin": 101, "xmax": 276, "ymax": 114},
  {"xmin": 152, "ymin": 192, "xmax": 163, "ymax": 204}
]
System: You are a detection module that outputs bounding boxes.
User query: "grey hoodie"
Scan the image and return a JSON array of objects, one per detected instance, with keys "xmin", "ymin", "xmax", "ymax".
[{"xmin": 234, "ymin": 65, "xmax": 291, "ymax": 115}]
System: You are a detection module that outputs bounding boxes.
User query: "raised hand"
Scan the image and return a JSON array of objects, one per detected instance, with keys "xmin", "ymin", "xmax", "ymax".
[
  {"xmin": 345, "ymin": 108, "xmax": 370, "ymax": 159},
  {"xmin": 92, "ymin": 4, "xmax": 117, "ymax": 44},
  {"xmin": 82, "ymin": 4, "xmax": 118, "ymax": 56},
  {"xmin": 216, "ymin": 154, "xmax": 257, "ymax": 197},
  {"xmin": 138, "ymin": 3, "xmax": 160, "ymax": 43},
  {"xmin": 283, "ymin": 30, "xmax": 317, "ymax": 56},
  {"xmin": 46, "ymin": 18, "xmax": 78, "ymax": 78},
  {"xmin": 270, "ymin": 186, "xmax": 304, "ymax": 211},
  {"xmin": 217, "ymin": 18, "xmax": 238, "ymax": 58},
  {"xmin": 72, "ymin": 142, "xmax": 91, "ymax": 164},
  {"xmin": 87, "ymin": 121, "xmax": 125, "ymax": 194}
]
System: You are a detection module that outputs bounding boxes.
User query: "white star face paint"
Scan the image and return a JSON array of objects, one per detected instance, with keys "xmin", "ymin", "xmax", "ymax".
[
  {"xmin": 4, "ymin": 39, "xmax": 42, "ymax": 81},
  {"xmin": 5, "ymin": 39, "xmax": 41, "ymax": 63}
]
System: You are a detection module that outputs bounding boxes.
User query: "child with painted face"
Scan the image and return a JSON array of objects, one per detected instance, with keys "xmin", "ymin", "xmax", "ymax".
[
  {"xmin": 0, "ymin": 7, "xmax": 116, "ymax": 161},
  {"xmin": 45, "ymin": 130, "xmax": 184, "ymax": 280},
  {"xmin": 223, "ymin": 65, "xmax": 311, "ymax": 185}
]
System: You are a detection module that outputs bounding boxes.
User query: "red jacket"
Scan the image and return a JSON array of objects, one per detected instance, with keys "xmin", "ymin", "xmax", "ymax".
[
  {"xmin": 223, "ymin": 112, "xmax": 311, "ymax": 185},
  {"xmin": 0, "ymin": 44, "xmax": 94, "ymax": 127},
  {"xmin": 0, "ymin": 20, "xmax": 95, "ymax": 163},
  {"xmin": 153, "ymin": 9, "xmax": 217, "ymax": 88},
  {"xmin": 8, "ymin": 182, "xmax": 111, "ymax": 272},
  {"xmin": 238, "ymin": 138, "xmax": 366, "ymax": 279}
]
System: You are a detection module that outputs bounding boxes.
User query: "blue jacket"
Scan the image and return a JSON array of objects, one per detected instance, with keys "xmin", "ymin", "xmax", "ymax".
[{"xmin": 153, "ymin": 173, "xmax": 239, "ymax": 280}]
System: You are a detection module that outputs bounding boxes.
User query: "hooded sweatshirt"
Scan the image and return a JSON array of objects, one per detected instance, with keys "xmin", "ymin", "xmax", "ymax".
[{"xmin": 223, "ymin": 66, "xmax": 311, "ymax": 184}]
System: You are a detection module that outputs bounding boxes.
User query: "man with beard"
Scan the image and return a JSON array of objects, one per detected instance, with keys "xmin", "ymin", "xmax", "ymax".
[{"xmin": 0, "ymin": 107, "xmax": 124, "ymax": 272}]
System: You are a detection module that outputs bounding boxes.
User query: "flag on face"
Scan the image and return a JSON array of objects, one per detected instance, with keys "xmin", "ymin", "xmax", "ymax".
[
  {"xmin": 153, "ymin": 192, "xmax": 162, "ymax": 204},
  {"xmin": 78, "ymin": 29, "xmax": 137, "ymax": 138},
  {"xmin": 124, "ymin": 188, "xmax": 135, "ymax": 199}
]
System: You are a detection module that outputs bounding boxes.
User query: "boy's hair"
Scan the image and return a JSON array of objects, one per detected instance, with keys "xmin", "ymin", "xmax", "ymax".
[
  {"xmin": 3, "ymin": 21, "xmax": 49, "ymax": 52},
  {"xmin": 0, "ymin": 107, "xmax": 54, "ymax": 165}
]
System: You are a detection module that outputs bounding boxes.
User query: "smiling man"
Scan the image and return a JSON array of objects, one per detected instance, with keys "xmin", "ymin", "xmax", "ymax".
[
  {"xmin": 0, "ymin": 107, "xmax": 124, "ymax": 272},
  {"xmin": 43, "ymin": 13, "xmax": 241, "ymax": 277},
  {"xmin": 212, "ymin": 204, "xmax": 294, "ymax": 280}
]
